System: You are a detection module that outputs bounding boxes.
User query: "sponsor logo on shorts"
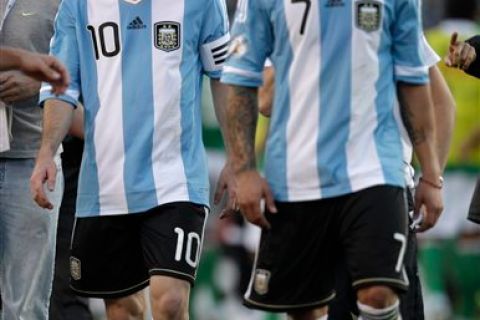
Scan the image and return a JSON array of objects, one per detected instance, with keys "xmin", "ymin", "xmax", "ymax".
[
  {"xmin": 254, "ymin": 269, "xmax": 271, "ymax": 295},
  {"xmin": 70, "ymin": 257, "xmax": 82, "ymax": 281},
  {"xmin": 356, "ymin": 0, "xmax": 382, "ymax": 32}
]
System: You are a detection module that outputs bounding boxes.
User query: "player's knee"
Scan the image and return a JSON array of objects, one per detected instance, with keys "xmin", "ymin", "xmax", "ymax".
[
  {"xmin": 357, "ymin": 285, "xmax": 397, "ymax": 309},
  {"xmin": 150, "ymin": 277, "xmax": 189, "ymax": 319},
  {"xmin": 287, "ymin": 306, "xmax": 328, "ymax": 320},
  {"xmin": 105, "ymin": 292, "xmax": 145, "ymax": 320},
  {"xmin": 152, "ymin": 289, "xmax": 187, "ymax": 319}
]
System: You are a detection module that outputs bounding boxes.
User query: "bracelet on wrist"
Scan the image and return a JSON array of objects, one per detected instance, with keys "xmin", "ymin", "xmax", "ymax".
[{"xmin": 419, "ymin": 176, "xmax": 444, "ymax": 189}]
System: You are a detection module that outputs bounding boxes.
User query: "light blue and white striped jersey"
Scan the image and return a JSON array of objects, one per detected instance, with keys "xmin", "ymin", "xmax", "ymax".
[
  {"xmin": 222, "ymin": 0, "xmax": 429, "ymax": 202},
  {"xmin": 40, "ymin": 0, "xmax": 229, "ymax": 217}
]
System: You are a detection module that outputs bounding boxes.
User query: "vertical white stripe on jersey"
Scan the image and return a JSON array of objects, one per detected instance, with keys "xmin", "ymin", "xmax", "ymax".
[
  {"xmin": 88, "ymin": 0, "xmax": 129, "ymax": 214},
  {"xmin": 283, "ymin": 0, "xmax": 322, "ymax": 200},
  {"xmin": 347, "ymin": 0, "xmax": 384, "ymax": 190},
  {"xmin": 150, "ymin": 0, "xmax": 189, "ymax": 203}
]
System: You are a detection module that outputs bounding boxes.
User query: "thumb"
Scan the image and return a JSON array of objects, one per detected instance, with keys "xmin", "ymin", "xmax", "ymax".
[
  {"xmin": 450, "ymin": 32, "xmax": 458, "ymax": 47},
  {"xmin": 46, "ymin": 164, "xmax": 57, "ymax": 192}
]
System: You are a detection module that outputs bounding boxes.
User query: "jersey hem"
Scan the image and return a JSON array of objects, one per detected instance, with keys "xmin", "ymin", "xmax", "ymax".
[
  {"xmin": 272, "ymin": 181, "xmax": 404, "ymax": 202},
  {"xmin": 76, "ymin": 198, "xmax": 210, "ymax": 217}
]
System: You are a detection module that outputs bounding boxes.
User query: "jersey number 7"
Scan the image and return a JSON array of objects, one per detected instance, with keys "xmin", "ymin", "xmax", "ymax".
[{"xmin": 291, "ymin": 0, "xmax": 311, "ymax": 35}]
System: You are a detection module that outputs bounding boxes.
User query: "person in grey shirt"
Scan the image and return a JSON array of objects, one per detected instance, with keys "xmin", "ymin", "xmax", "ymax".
[{"xmin": 0, "ymin": 1, "xmax": 64, "ymax": 319}]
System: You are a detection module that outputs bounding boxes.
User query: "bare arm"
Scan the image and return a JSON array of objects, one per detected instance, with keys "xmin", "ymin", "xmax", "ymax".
[
  {"xmin": 0, "ymin": 48, "xmax": 69, "ymax": 94},
  {"xmin": 429, "ymin": 66, "xmax": 456, "ymax": 169},
  {"xmin": 68, "ymin": 103, "xmax": 84, "ymax": 139},
  {"xmin": 210, "ymin": 78, "xmax": 229, "ymax": 152},
  {"xmin": 398, "ymin": 83, "xmax": 443, "ymax": 232},
  {"xmin": 30, "ymin": 100, "xmax": 74, "ymax": 209},
  {"xmin": 258, "ymin": 67, "xmax": 275, "ymax": 117},
  {"xmin": 224, "ymin": 85, "xmax": 276, "ymax": 229},
  {"xmin": 227, "ymin": 86, "xmax": 258, "ymax": 173},
  {"xmin": 40, "ymin": 100, "xmax": 75, "ymax": 155},
  {"xmin": 210, "ymin": 78, "xmax": 238, "ymax": 212}
]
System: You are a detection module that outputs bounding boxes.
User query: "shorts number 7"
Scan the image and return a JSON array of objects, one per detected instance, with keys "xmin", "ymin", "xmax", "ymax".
[{"xmin": 291, "ymin": 0, "xmax": 311, "ymax": 35}]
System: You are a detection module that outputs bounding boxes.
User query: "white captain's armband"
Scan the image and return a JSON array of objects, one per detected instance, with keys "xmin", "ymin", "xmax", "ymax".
[{"xmin": 200, "ymin": 33, "xmax": 230, "ymax": 72}]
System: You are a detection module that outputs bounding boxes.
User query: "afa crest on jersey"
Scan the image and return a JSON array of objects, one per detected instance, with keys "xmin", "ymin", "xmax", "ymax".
[
  {"xmin": 154, "ymin": 22, "xmax": 181, "ymax": 52},
  {"xmin": 356, "ymin": 0, "xmax": 382, "ymax": 32}
]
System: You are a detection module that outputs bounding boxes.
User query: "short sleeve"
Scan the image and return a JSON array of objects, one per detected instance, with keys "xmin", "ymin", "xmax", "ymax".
[
  {"xmin": 221, "ymin": 0, "xmax": 273, "ymax": 88},
  {"xmin": 199, "ymin": 0, "xmax": 230, "ymax": 79},
  {"xmin": 392, "ymin": 0, "xmax": 429, "ymax": 84},
  {"xmin": 421, "ymin": 34, "xmax": 440, "ymax": 68},
  {"xmin": 39, "ymin": 0, "xmax": 80, "ymax": 108}
]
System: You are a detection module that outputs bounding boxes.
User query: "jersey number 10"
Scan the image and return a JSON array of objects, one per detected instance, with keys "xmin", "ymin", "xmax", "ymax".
[{"xmin": 87, "ymin": 22, "xmax": 121, "ymax": 60}]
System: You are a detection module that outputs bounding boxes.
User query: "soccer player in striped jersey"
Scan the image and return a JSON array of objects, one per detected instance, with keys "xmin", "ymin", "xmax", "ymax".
[
  {"xmin": 221, "ymin": 0, "xmax": 444, "ymax": 319},
  {"xmin": 246, "ymin": 36, "xmax": 455, "ymax": 319},
  {"xmin": 30, "ymin": 0, "xmax": 231, "ymax": 319}
]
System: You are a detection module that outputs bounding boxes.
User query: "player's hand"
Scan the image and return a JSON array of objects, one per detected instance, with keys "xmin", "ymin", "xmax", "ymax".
[
  {"xmin": 18, "ymin": 51, "xmax": 70, "ymax": 95},
  {"xmin": 445, "ymin": 32, "xmax": 477, "ymax": 70},
  {"xmin": 234, "ymin": 169, "xmax": 277, "ymax": 229},
  {"xmin": 0, "ymin": 71, "xmax": 41, "ymax": 104},
  {"xmin": 214, "ymin": 163, "xmax": 238, "ymax": 218},
  {"xmin": 413, "ymin": 179, "xmax": 444, "ymax": 232},
  {"xmin": 30, "ymin": 149, "xmax": 57, "ymax": 210}
]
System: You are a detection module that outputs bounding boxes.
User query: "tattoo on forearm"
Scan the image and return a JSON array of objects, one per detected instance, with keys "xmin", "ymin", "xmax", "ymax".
[
  {"xmin": 398, "ymin": 91, "xmax": 426, "ymax": 146},
  {"xmin": 226, "ymin": 86, "xmax": 258, "ymax": 173}
]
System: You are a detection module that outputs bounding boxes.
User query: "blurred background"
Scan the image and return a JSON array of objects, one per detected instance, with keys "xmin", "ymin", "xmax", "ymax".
[{"xmin": 91, "ymin": 0, "xmax": 480, "ymax": 319}]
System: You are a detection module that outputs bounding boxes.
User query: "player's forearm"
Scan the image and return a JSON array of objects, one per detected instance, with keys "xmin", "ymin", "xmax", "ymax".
[
  {"xmin": 39, "ymin": 99, "xmax": 75, "ymax": 156},
  {"xmin": 0, "ymin": 48, "xmax": 24, "ymax": 71},
  {"xmin": 68, "ymin": 103, "xmax": 84, "ymax": 139},
  {"xmin": 211, "ymin": 78, "xmax": 230, "ymax": 153},
  {"xmin": 429, "ymin": 66, "xmax": 455, "ymax": 170},
  {"xmin": 258, "ymin": 67, "xmax": 275, "ymax": 117},
  {"xmin": 398, "ymin": 83, "xmax": 442, "ymax": 181},
  {"xmin": 226, "ymin": 85, "xmax": 258, "ymax": 173}
]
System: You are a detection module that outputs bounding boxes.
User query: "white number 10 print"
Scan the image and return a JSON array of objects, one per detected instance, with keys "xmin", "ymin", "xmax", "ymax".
[{"xmin": 174, "ymin": 227, "xmax": 201, "ymax": 268}]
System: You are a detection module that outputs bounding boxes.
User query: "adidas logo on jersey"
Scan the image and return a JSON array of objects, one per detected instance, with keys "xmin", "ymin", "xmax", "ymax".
[
  {"xmin": 127, "ymin": 16, "xmax": 146, "ymax": 30},
  {"xmin": 325, "ymin": 0, "xmax": 345, "ymax": 7}
]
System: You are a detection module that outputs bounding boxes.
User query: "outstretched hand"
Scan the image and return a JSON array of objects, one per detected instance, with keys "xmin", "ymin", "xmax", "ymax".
[
  {"xmin": 18, "ymin": 51, "xmax": 70, "ymax": 95},
  {"xmin": 414, "ymin": 179, "xmax": 444, "ymax": 232},
  {"xmin": 30, "ymin": 150, "xmax": 57, "ymax": 210},
  {"xmin": 233, "ymin": 170, "xmax": 277, "ymax": 229},
  {"xmin": 445, "ymin": 32, "xmax": 477, "ymax": 70}
]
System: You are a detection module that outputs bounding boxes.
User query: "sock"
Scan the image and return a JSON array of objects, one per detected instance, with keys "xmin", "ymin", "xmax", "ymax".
[{"xmin": 357, "ymin": 299, "xmax": 401, "ymax": 320}]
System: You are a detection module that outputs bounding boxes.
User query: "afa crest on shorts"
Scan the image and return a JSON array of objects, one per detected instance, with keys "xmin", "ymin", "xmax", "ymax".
[
  {"xmin": 154, "ymin": 22, "xmax": 181, "ymax": 52},
  {"xmin": 356, "ymin": 0, "xmax": 382, "ymax": 32},
  {"xmin": 70, "ymin": 257, "xmax": 82, "ymax": 281},
  {"xmin": 254, "ymin": 269, "xmax": 271, "ymax": 295}
]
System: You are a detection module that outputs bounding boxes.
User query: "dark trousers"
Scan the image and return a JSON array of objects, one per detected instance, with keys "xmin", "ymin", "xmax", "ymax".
[{"xmin": 49, "ymin": 138, "xmax": 92, "ymax": 320}]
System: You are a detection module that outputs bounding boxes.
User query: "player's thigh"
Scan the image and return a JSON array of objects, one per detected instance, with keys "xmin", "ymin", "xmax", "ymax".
[
  {"xmin": 342, "ymin": 186, "xmax": 409, "ymax": 293},
  {"xmin": 70, "ymin": 214, "xmax": 149, "ymax": 298},
  {"xmin": 244, "ymin": 200, "xmax": 338, "ymax": 313},
  {"xmin": 140, "ymin": 202, "xmax": 207, "ymax": 285}
]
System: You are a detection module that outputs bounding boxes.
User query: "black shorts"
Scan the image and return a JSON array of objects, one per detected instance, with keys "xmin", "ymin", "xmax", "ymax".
[
  {"xmin": 70, "ymin": 202, "xmax": 207, "ymax": 298},
  {"xmin": 244, "ymin": 186, "xmax": 408, "ymax": 313},
  {"xmin": 328, "ymin": 188, "xmax": 424, "ymax": 319}
]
